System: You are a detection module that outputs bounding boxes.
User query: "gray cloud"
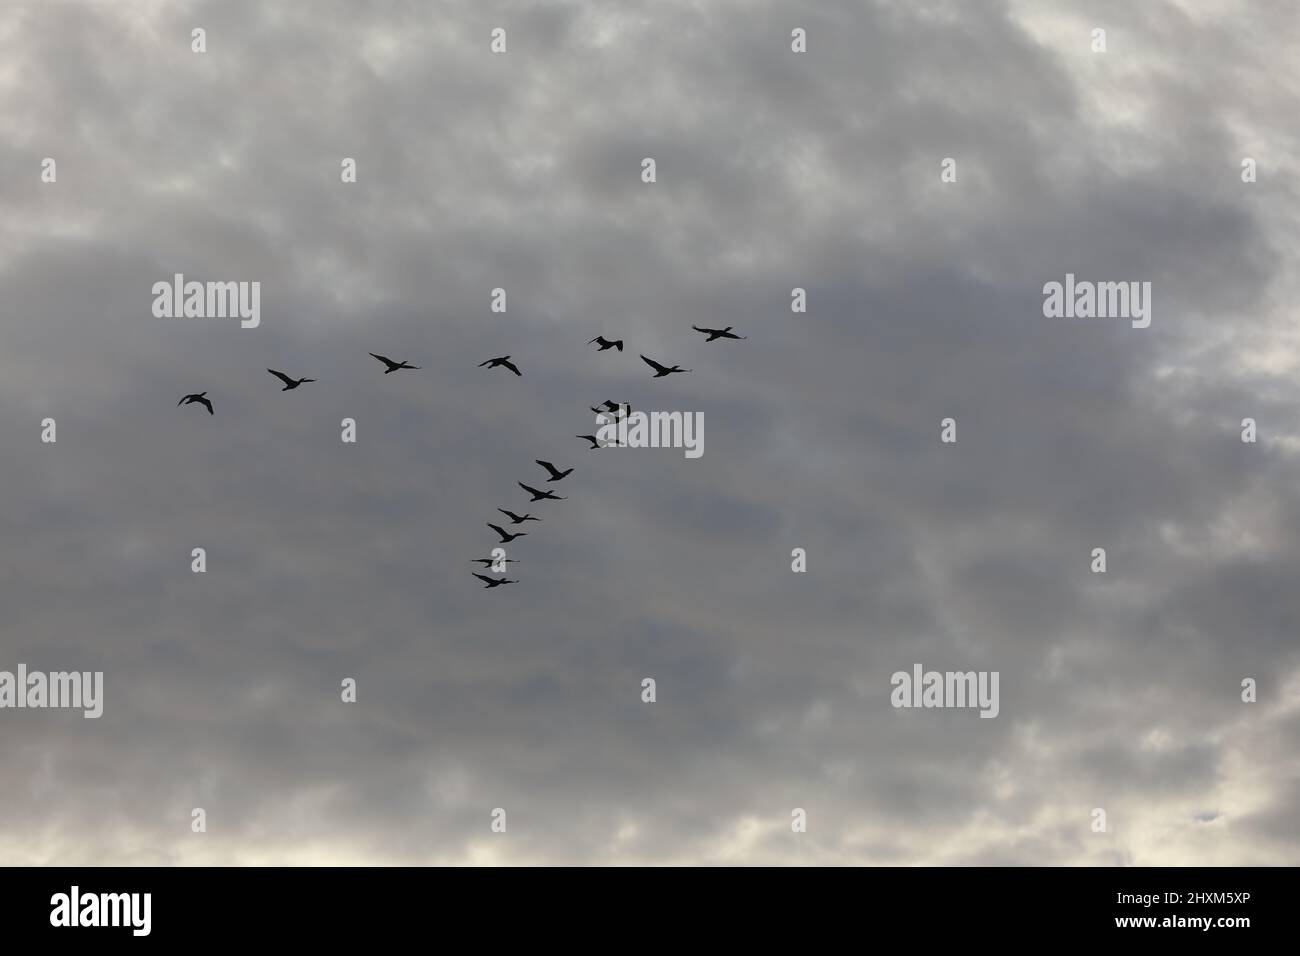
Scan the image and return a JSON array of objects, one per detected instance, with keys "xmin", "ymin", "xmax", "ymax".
[{"xmin": 0, "ymin": 0, "xmax": 1297, "ymax": 865}]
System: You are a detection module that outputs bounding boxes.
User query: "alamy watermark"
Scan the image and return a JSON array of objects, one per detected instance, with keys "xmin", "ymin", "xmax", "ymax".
[
  {"xmin": 152, "ymin": 273, "xmax": 260, "ymax": 328},
  {"xmin": 594, "ymin": 409, "xmax": 703, "ymax": 458},
  {"xmin": 50, "ymin": 886, "xmax": 150, "ymax": 936},
  {"xmin": 0, "ymin": 664, "xmax": 103, "ymax": 718},
  {"xmin": 890, "ymin": 663, "xmax": 999, "ymax": 718},
  {"xmin": 1042, "ymin": 273, "xmax": 1151, "ymax": 328}
]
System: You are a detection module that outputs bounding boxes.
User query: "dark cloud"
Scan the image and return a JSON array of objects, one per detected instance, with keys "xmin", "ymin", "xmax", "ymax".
[{"xmin": 0, "ymin": 0, "xmax": 1296, "ymax": 864}]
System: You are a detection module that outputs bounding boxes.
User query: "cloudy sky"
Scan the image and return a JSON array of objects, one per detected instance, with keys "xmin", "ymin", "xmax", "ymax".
[{"xmin": 1, "ymin": 0, "xmax": 1298, "ymax": 866}]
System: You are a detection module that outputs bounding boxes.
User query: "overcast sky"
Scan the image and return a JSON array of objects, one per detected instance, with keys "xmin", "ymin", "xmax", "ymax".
[{"xmin": 1, "ymin": 0, "xmax": 1298, "ymax": 865}]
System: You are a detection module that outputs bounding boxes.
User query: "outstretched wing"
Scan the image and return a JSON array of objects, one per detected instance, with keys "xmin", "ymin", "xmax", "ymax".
[
  {"xmin": 472, "ymin": 573, "xmax": 493, "ymax": 584},
  {"xmin": 641, "ymin": 354, "xmax": 668, "ymax": 373},
  {"xmin": 370, "ymin": 352, "xmax": 397, "ymax": 368},
  {"xmin": 535, "ymin": 459, "xmax": 559, "ymax": 477},
  {"xmin": 267, "ymin": 368, "xmax": 296, "ymax": 386}
]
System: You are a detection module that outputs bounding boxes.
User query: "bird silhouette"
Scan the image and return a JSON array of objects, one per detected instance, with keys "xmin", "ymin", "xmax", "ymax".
[
  {"xmin": 473, "ymin": 573, "xmax": 518, "ymax": 588},
  {"xmin": 576, "ymin": 434, "xmax": 603, "ymax": 449},
  {"xmin": 178, "ymin": 392, "xmax": 213, "ymax": 414},
  {"xmin": 470, "ymin": 557, "xmax": 519, "ymax": 567},
  {"xmin": 519, "ymin": 482, "xmax": 566, "ymax": 501},
  {"xmin": 692, "ymin": 324, "xmax": 747, "ymax": 341},
  {"xmin": 370, "ymin": 353, "xmax": 420, "ymax": 373},
  {"xmin": 488, "ymin": 523, "xmax": 528, "ymax": 543},
  {"xmin": 535, "ymin": 459, "xmax": 573, "ymax": 482},
  {"xmin": 497, "ymin": 508, "xmax": 540, "ymax": 524},
  {"xmin": 641, "ymin": 355, "xmax": 692, "ymax": 377},
  {"xmin": 588, "ymin": 336, "xmax": 624, "ymax": 352},
  {"xmin": 479, "ymin": 356, "xmax": 521, "ymax": 376},
  {"xmin": 267, "ymin": 368, "xmax": 317, "ymax": 390},
  {"xmin": 601, "ymin": 400, "xmax": 628, "ymax": 412}
]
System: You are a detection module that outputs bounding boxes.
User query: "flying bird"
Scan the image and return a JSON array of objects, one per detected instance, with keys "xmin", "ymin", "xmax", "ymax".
[
  {"xmin": 488, "ymin": 523, "xmax": 528, "ymax": 543},
  {"xmin": 470, "ymin": 557, "xmax": 519, "ymax": 567},
  {"xmin": 497, "ymin": 508, "xmax": 541, "ymax": 525},
  {"xmin": 590, "ymin": 401, "xmax": 628, "ymax": 421},
  {"xmin": 641, "ymin": 354, "xmax": 692, "ymax": 377},
  {"xmin": 535, "ymin": 459, "xmax": 573, "ymax": 482},
  {"xmin": 370, "ymin": 352, "xmax": 420, "ymax": 373},
  {"xmin": 267, "ymin": 368, "xmax": 317, "ymax": 390},
  {"xmin": 588, "ymin": 336, "xmax": 624, "ymax": 352},
  {"xmin": 692, "ymin": 324, "xmax": 747, "ymax": 341},
  {"xmin": 473, "ymin": 573, "xmax": 518, "ymax": 588},
  {"xmin": 178, "ymin": 392, "xmax": 213, "ymax": 415},
  {"xmin": 519, "ymin": 482, "xmax": 566, "ymax": 502},
  {"xmin": 576, "ymin": 434, "xmax": 603, "ymax": 449},
  {"xmin": 479, "ymin": 356, "xmax": 521, "ymax": 376}
]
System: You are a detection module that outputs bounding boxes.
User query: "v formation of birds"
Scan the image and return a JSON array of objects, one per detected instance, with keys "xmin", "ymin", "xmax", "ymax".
[{"xmin": 178, "ymin": 326, "xmax": 746, "ymax": 587}]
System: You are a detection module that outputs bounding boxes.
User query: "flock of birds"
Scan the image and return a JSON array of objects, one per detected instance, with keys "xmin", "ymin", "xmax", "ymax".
[
  {"xmin": 467, "ymin": 324, "xmax": 747, "ymax": 589},
  {"xmin": 176, "ymin": 326, "xmax": 748, "ymax": 589}
]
